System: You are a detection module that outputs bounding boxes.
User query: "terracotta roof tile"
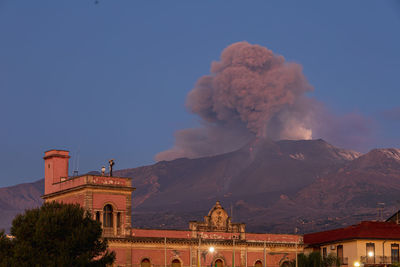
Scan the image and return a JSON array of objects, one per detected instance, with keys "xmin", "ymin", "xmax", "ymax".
[{"xmin": 304, "ymin": 221, "xmax": 400, "ymax": 245}]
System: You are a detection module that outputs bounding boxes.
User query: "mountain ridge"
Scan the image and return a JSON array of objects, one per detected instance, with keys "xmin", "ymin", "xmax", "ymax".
[{"xmin": 0, "ymin": 139, "xmax": 398, "ymax": 233}]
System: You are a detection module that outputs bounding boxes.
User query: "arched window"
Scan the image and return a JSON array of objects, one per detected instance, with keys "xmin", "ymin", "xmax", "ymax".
[
  {"xmin": 215, "ymin": 259, "xmax": 223, "ymax": 267},
  {"xmin": 280, "ymin": 262, "xmax": 290, "ymax": 267},
  {"xmin": 255, "ymin": 260, "xmax": 262, "ymax": 267},
  {"xmin": 117, "ymin": 212, "xmax": 121, "ymax": 228},
  {"xmin": 103, "ymin": 204, "xmax": 113, "ymax": 227},
  {"xmin": 172, "ymin": 259, "xmax": 181, "ymax": 267},
  {"xmin": 141, "ymin": 258, "xmax": 151, "ymax": 267}
]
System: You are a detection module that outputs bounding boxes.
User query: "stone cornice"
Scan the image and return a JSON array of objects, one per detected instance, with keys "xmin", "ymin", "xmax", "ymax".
[
  {"xmin": 41, "ymin": 184, "xmax": 135, "ymax": 200},
  {"xmin": 107, "ymin": 236, "xmax": 304, "ymax": 248}
]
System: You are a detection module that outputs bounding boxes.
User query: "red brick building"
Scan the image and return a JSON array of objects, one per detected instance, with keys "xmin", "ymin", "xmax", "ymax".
[{"xmin": 42, "ymin": 149, "xmax": 302, "ymax": 267}]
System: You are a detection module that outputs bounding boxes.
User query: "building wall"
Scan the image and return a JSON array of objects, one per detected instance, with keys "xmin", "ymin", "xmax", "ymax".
[
  {"xmin": 108, "ymin": 240, "xmax": 298, "ymax": 267},
  {"xmin": 318, "ymin": 239, "xmax": 400, "ymax": 266},
  {"xmin": 44, "ymin": 189, "xmax": 85, "ymax": 206},
  {"xmin": 319, "ymin": 240, "xmax": 357, "ymax": 266},
  {"xmin": 355, "ymin": 240, "xmax": 400, "ymax": 264},
  {"xmin": 132, "ymin": 229, "xmax": 192, "ymax": 239}
]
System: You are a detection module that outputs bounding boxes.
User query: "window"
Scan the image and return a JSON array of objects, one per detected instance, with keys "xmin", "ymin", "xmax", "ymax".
[
  {"xmin": 141, "ymin": 259, "xmax": 150, "ymax": 267},
  {"xmin": 172, "ymin": 259, "xmax": 181, "ymax": 267},
  {"xmin": 337, "ymin": 245, "xmax": 343, "ymax": 263},
  {"xmin": 255, "ymin": 260, "xmax": 262, "ymax": 267},
  {"xmin": 95, "ymin": 211, "xmax": 100, "ymax": 222},
  {"xmin": 392, "ymin": 244, "xmax": 399, "ymax": 263},
  {"xmin": 323, "ymin": 247, "xmax": 327, "ymax": 258},
  {"xmin": 215, "ymin": 259, "xmax": 223, "ymax": 267},
  {"xmin": 366, "ymin": 243, "xmax": 375, "ymax": 264},
  {"xmin": 103, "ymin": 204, "xmax": 113, "ymax": 227},
  {"xmin": 117, "ymin": 212, "xmax": 121, "ymax": 228}
]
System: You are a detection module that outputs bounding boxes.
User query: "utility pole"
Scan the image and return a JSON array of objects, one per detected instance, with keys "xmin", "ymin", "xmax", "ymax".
[
  {"xmin": 165, "ymin": 237, "xmax": 167, "ymax": 267},
  {"xmin": 263, "ymin": 241, "xmax": 266, "ymax": 267},
  {"xmin": 232, "ymin": 238, "xmax": 235, "ymax": 267},
  {"xmin": 198, "ymin": 237, "xmax": 201, "ymax": 267}
]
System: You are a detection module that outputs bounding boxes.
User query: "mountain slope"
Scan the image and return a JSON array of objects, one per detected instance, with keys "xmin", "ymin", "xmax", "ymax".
[
  {"xmin": 295, "ymin": 148, "xmax": 400, "ymax": 210},
  {"xmin": 0, "ymin": 179, "xmax": 44, "ymax": 232},
  {"xmin": 0, "ymin": 140, "xmax": 399, "ymax": 234},
  {"xmin": 116, "ymin": 139, "xmax": 359, "ymax": 211}
]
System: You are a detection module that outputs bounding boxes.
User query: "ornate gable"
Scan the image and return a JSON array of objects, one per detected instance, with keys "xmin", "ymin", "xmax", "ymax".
[
  {"xmin": 209, "ymin": 201, "xmax": 228, "ymax": 230},
  {"xmin": 189, "ymin": 201, "xmax": 245, "ymax": 239}
]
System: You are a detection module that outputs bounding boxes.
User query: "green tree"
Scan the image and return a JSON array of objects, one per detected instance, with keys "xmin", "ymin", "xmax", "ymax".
[
  {"xmin": 1, "ymin": 201, "xmax": 115, "ymax": 267},
  {"xmin": 291, "ymin": 252, "xmax": 340, "ymax": 267},
  {"xmin": 0, "ymin": 230, "xmax": 14, "ymax": 267}
]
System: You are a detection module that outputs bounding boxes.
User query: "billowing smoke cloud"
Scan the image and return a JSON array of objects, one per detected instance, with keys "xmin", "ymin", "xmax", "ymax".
[
  {"xmin": 156, "ymin": 42, "xmax": 373, "ymax": 161},
  {"xmin": 186, "ymin": 42, "xmax": 313, "ymax": 138}
]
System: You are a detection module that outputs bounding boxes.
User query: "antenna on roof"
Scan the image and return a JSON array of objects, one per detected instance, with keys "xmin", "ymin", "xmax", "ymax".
[
  {"xmin": 396, "ymin": 200, "xmax": 400, "ymax": 224},
  {"xmin": 70, "ymin": 151, "xmax": 75, "ymax": 177},
  {"xmin": 73, "ymin": 147, "xmax": 80, "ymax": 176},
  {"xmin": 230, "ymin": 203, "xmax": 233, "ymax": 221},
  {"xmin": 377, "ymin": 202, "xmax": 385, "ymax": 221}
]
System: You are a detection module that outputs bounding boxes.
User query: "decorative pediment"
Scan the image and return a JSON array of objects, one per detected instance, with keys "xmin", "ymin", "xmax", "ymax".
[
  {"xmin": 189, "ymin": 201, "xmax": 245, "ymax": 239},
  {"xmin": 209, "ymin": 201, "xmax": 228, "ymax": 230}
]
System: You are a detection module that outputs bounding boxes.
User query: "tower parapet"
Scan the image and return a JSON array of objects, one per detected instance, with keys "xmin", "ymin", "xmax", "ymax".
[{"xmin": 42, "ymin": 149, "xmax": 135, "ymax": 237}]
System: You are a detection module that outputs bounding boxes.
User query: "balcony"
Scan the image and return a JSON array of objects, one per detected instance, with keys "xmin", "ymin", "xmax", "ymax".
[
  {"xmin": 102, "ymin": 226, "xmax": 123, "ymax": 237},
  {"xmin": 340, "ymin": 257, "xmax": 348, "ymax": 265},
  {"xmin": 378, "ymin": 256, "xmax": 392, "ymax": 264},
  {"xmin": 103, "ymin": 227, "xmax": 114, "ymax": 237},
  {"xmin": 360, "ymin": 256, "xmax": 394, "ymax": 265}
]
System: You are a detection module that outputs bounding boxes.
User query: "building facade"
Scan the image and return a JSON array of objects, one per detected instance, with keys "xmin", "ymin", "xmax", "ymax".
[
  {"xmin": 303, "ymin": 221, "xmax": 400, "ymax": 267},
  {"xmin": 42, "ymin": 149, "xmax": 302, "ymax": 267}
]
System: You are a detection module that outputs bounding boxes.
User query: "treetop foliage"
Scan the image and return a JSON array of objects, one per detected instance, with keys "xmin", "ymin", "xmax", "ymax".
[
  {"xmin": 290, "ymin": 252, "xmax": 340, "ymax": 267},
  {"xmin": 0, "ymin": 201, "xmax": 115, "ymax": 267}
]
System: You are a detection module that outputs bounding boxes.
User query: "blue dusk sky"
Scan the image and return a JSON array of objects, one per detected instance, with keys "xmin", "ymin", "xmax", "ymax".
[{"xmin": 0, "ymin": 1, "xmax": 399, "ymax": 187}]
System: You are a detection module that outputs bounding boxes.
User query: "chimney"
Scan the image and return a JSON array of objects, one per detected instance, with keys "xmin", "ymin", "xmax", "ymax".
[{"xmin": 44, "ymin": 149, "xmax": 70, "ymax": 195}]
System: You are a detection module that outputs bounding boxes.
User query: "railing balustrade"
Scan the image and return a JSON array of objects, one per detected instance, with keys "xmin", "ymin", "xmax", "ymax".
[
  {"xmin": 102, "ymin": 227, "xmax": 114, "ymax": 237},
  {"xmin": 360, "ymin": 255, "xmax": 394, "ymax": 265}
]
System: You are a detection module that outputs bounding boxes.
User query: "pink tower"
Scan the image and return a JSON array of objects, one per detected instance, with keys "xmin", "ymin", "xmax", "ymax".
[{"xmin": 44, "ymin": 149, "xmax": 70, "ymax": 195}]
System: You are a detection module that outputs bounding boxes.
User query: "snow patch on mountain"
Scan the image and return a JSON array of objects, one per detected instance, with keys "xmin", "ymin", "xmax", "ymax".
[
  {"xmin": 289, "ymin": 153, "xmax": 305, "ymax": 160},
  {"xmin": 377, "ymin": 148, "xmax": 400, "ymax": 161},
  {"xmin": 336, "ymin": 150, "xmax": 362, "ymax": 161}
]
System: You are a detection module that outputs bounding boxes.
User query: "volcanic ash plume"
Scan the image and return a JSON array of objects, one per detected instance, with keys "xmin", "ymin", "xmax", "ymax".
[
  {"xmin": 155, "ymin": 42, "xmax": 315, "ymax": 161},
  {"xmin": 188, "ymin": 42, "xmax": 314, "ymax": 138}
]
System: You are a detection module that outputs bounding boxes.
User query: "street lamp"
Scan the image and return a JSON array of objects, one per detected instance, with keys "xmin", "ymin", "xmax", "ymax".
[
  {"xmin": 209, "ymin": 246, "xmax": 216, "ymax": 267},
  {"xmin": 354, "ymin": 262, "xmax": 360, "ymax": 267},
  {"xmin": 368, "ymin": 251, "xmax": 374, "ymax": 257}
]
